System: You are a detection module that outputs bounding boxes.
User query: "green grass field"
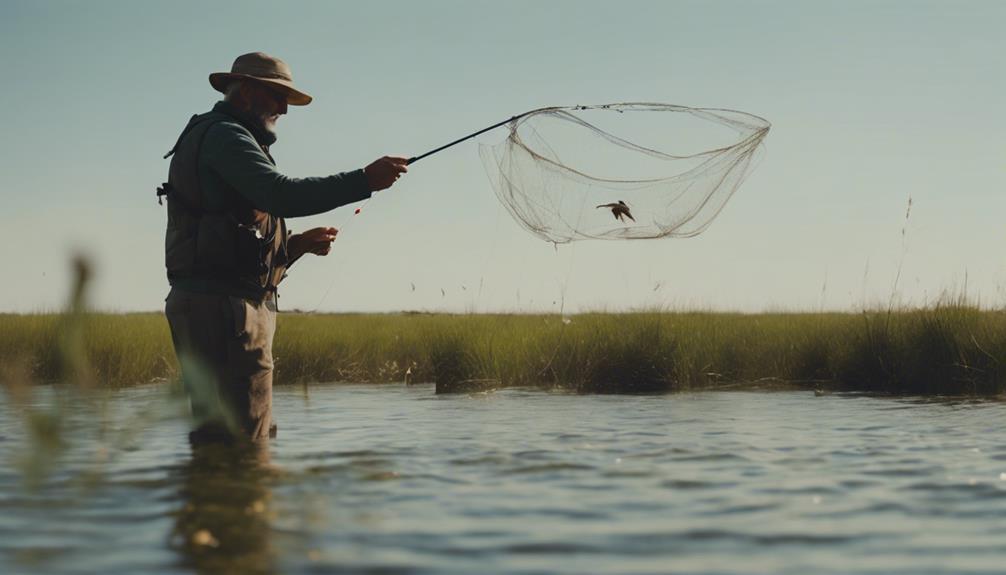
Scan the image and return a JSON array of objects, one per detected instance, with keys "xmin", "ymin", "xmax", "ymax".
[{"xmin": 2, "ymin": 306, "xmax": 1004, "ymax": 395}]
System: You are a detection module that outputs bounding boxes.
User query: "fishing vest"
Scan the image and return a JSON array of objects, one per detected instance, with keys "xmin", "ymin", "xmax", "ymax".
[{"xmin": 159, "ymin": 112, "xmax": 289, "ymax": 300}]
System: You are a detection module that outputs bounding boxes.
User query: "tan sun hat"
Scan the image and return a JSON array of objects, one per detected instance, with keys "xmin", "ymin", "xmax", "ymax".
[{"xmin": 209, "ymin": 52, "xmax": 313, "ymax": 106}]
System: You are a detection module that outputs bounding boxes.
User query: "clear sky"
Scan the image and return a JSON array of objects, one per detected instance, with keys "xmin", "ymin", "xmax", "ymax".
[{"xmin": 1, "ymin": 0, "xmax": 1003, "ymax": 314}]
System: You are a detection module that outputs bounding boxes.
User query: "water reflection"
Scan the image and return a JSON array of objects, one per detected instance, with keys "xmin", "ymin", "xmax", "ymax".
[{"xmin": 171, "ymin": 441, "xmax": 277, "ymax": 574}]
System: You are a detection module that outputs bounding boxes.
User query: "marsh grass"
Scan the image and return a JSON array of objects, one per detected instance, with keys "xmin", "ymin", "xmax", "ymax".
[
  {"xmin": 0, "ymin": 313, "xmax": 174, "ymax": 387},
  {"xmin": 2, "ymin": 305, "xmax": 1005, "ymax": 395}
]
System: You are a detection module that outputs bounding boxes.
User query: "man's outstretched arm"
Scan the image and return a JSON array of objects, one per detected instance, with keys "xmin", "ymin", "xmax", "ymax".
[{"xmin": 202, "ymin": 122, "xmax": 407, "ymax": 218}]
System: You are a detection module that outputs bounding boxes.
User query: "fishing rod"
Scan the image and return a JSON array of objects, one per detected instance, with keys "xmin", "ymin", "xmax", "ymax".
[
  {"xmin": 314, "ymin": 112, "xmax": 530, "ymax": 310},
  {"xmin": 406, "ymin": 113, "xmax": 527, "ymax": 165}
]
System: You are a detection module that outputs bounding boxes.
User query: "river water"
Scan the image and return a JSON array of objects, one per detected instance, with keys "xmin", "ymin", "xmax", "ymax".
[{"xmin": 1, "ymin": 383, "xmax": 1004, "ymax": 574}]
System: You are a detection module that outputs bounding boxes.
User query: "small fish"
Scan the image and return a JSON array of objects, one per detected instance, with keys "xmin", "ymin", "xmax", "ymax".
[{"xmin": 596, "ymin": 200, "xmax": 635, "ymax": 223}]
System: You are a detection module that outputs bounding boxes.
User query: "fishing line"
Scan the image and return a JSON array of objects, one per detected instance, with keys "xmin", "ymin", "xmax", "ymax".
[{"xmin": 310, "ymin": 197, "xmax": 372, "ymax": 312}]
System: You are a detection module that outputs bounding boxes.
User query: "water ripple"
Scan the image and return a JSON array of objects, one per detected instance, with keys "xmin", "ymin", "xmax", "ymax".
[{"xmin": 2, "ymin": 385, "xmax": 1005, "ymax": 574}]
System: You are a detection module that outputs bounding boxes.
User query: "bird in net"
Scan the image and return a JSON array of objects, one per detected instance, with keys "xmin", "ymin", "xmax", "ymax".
[{"xmin": 407, "ymin": 103, "xmax": 770, "ymax": 244}]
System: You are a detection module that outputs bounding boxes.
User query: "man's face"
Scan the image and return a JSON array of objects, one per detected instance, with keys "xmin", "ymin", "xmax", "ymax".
[{"xmin": 245, "ymin": 81, "xmax": 289, "ymax": 135}]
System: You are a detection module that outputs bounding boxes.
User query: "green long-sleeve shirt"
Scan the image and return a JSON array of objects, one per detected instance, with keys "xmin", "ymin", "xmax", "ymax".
[{"xmin": 198, "ymin": 105, "xmax": 371, "ymax": 217}]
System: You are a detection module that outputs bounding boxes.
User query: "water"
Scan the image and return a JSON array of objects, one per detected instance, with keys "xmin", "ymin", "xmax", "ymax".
[{"xmin": 2, "ymin": 384, "xmax": 1005, "ymax": 574}]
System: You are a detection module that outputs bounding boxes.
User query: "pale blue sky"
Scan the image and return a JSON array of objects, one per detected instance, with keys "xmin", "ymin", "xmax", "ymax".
[{"xmin": 1, "ymin": 0, "xmax": 1003, "ymax": 313}]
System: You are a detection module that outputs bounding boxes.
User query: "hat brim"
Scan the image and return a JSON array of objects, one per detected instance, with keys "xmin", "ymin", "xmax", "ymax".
[{"xmin": 209, "ymin": 72, "xmax": 313, "ymax": 106}]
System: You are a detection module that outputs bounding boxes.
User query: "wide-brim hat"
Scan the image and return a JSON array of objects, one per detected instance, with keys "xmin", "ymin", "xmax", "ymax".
[{"xmin": 209, "ymin": 52, "xmax": 312, "ymax": 106}]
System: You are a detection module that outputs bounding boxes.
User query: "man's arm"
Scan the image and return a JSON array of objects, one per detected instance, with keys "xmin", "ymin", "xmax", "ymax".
[{"xmin": 202, "ymin": 122, "xmax": 372, "ymax": 218}]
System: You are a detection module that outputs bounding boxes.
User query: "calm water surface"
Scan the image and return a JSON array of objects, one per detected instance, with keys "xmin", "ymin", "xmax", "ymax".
[{"xmin": 1, "ymin": 384, "xmax": 1005, "ymax": 574}]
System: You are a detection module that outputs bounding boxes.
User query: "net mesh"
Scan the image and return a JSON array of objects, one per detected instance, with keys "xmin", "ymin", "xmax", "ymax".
[{"xmin": 478, "ymin": 103, "xmax": 770, "ymax": 244}]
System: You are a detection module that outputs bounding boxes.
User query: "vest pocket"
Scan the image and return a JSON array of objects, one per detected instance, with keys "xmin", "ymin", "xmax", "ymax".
[
  {"xmin": 165, "ymin": 226, "xmax": 197, "ymax": 272},
  {"xmin": 194, "ymin": 214, "xmax": 236, "ymax": 275},
  {"xmin": 233, "ymin": 224, "xmax": 270, "ymax": 277},
  {"xmin": 193, "ymin": 214, "xmax": 265, "ymax": 278}
]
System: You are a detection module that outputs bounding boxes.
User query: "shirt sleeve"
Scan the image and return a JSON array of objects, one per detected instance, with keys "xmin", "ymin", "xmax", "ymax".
[{"xmin": 200, "ymin": 121, "xmax": 372, "ymax": 218}]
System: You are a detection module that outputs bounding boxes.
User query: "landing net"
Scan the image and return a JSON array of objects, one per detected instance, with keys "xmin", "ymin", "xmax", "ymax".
[{"xmin": 478, "ymin": 103, "xmax": 770, "ymax": 244}]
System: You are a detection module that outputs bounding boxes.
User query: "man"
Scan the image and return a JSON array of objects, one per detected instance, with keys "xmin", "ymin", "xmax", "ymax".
[{"xmin": 161, "ymin": 52, "xmax": 407, "ymax": 443}]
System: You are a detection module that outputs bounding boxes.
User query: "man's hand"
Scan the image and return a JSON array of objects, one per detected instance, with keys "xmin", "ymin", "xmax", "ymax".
[
  {"xmin": 364, "ymin": 156, "xmax": 408, "ymax": 191},
  {"xmin": 289, "ymin": 227, "xmax": 338, "ymax": 261}
]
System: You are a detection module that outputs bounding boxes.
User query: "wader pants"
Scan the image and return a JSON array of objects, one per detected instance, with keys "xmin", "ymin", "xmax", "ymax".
[{"xmin": 165, "ymin": 288, "xmax": 277, "ymax": 442}]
